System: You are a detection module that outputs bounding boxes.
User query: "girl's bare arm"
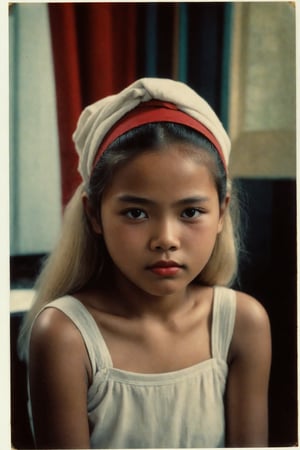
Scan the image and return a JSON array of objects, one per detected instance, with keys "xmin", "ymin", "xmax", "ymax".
[
  {"xmin": 29, "ymin": 308, "xmax": 92, "ymax": 449},
  {"xmin": 225, "ymin": 292, "xmax": 272, "ymax": 447}
]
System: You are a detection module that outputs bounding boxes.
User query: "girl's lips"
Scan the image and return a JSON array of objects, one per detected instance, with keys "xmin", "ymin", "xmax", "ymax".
[
  {"xmin": 150, "ymin": 266, "xmax": 181, "ymax": 276},
  {"xmin": 147, "ymin": 261, "xmax": 183, "ymax": 276},
  {"xmin": 148, "ymin": 260, "xmax": 181, "ymax": 268}
]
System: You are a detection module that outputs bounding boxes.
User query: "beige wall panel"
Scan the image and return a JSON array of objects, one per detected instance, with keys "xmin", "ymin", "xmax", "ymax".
[{"xmin": 228, "ymin": 2, "xmax": 296, "ymax": 178}]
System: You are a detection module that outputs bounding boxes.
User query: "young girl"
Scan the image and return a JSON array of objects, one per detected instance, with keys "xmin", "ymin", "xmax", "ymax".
[{"xmin": 18, "ymin": 78, "xmax": 271, "ymax": 449}]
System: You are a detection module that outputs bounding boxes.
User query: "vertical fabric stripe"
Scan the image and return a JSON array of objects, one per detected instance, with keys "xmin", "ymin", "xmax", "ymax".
[
  {"xmin": 172, "ymin": 4, "xmax": 179, "ymax": 80},
  {"xmin": 48, "ymin": 4, "xmax": 83, "ymax": 206},
  {"xmin": 220, "ymin": 3, "xmax": 233, "ymax": 130},
  {"xmin": 145, "ymin": 4, "xmax": 157, "ymax": 77},
  {"xmin": 177, "ymin": 3, "xmax": 188, "ymax": 83},
  {"xmin": 110, "ymin": 4, "xmax": 137, "ymax": 93}
]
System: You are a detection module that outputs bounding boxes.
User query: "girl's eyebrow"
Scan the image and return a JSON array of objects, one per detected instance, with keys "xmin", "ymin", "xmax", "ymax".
[
  {"xmin": 116, "ymin": 195, "xmax": 155, "ymax": 205},
  {"xmin": 176, "ymin": 196, "xmax": 210, "ymax": 205},
  {"xmin": 116, "ymin": 194, "xmax": 210, "ymax": 205}
]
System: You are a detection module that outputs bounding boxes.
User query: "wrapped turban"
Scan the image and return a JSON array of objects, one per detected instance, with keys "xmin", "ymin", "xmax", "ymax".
[{"xmin": 73, "ymin": 78, "xmax": 231, "ymax": 183}]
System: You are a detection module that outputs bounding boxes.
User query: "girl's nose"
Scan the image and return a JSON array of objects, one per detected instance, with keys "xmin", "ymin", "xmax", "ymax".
[{"xmin": 149, "ymin": 220, "xmax": 180, "ymax": 252}]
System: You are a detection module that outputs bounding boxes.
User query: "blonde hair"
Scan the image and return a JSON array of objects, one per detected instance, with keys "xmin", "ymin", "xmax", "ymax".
[
  {"xmin": 18, "ymin": 123, "xmax": 240, "ymax": 359},
  {"xmin": 18, "ymin": 183, "xmax": 103, "ymax": 359},
  {"xmin": 198, "ymin": 180, "xmax": 240, "ymax": 286}
]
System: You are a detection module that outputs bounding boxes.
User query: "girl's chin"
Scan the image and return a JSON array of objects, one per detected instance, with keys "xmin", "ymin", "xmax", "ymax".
[
  {"xmin": 133, "ymin": 280, "xmax": 190, "ymax": 298},
  {"xmin": 112, "ymin": 268, "xmax": 196, "ymax": 298}
]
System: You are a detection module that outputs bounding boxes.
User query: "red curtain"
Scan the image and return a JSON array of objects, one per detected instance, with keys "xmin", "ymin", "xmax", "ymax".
[{"xmin": 48, "ymin": 3, "xmax": 137, "ymax": 206}]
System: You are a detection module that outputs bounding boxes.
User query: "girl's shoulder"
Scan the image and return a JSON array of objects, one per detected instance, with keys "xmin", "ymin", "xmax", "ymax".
[
  {"xmin": 234, "ymin": 290, "xmax": 270, "ymax": 331},
  {"xmin": 30, "ymin": 301, "xmax": 93, "ymax": 381},
  {"xmin": 28, "ymin": 303, "xmax": 92, "ymax": 448},
  {"xmin": 229, "ymin": 290, "xmax": 271, "ymax": 362},
  {"xmin": 31, "ymin": 302, "xmax": 80, "ymax": 342}
]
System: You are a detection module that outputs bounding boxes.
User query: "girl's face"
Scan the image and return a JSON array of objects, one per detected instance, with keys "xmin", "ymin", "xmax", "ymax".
[{"xmin": 91, "ymin": 144, "xmax": 227, "ymax": 298}]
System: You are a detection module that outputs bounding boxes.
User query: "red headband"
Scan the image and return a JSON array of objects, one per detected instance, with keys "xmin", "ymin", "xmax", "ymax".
[{"xmin": 92, "ymin": 100, "xmax": 226, "ymax": 170}]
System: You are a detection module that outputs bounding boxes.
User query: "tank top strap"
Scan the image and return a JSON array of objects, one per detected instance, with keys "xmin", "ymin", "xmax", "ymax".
[
  {"xmin": 42, "ymin": 296, "xmax": 113, "ymax": 373},
  {"xmin": 211, "ymin": 286, "xmax": 236, "ymax": 360}
]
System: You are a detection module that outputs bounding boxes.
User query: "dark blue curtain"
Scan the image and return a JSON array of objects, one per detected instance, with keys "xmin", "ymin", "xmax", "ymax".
[{"xmin": 136, "ymin": 2, "xmax": 231, "ymax": 128}]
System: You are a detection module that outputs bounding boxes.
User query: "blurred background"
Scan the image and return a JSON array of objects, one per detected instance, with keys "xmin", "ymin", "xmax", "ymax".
[{"xmin": 9, "ymin": 2, "xmax": 296, "ymax": 448}]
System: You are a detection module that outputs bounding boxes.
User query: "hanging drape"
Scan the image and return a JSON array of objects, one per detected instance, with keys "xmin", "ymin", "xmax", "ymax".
[{"xmin": 48, "ymin": 3, "xmax": 137, "ymax": 205}]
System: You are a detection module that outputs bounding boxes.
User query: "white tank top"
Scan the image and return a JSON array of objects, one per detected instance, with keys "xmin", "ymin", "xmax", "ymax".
[{"xmin": 29, "ymin": 286, "xmax": 236, "ymax": 448}]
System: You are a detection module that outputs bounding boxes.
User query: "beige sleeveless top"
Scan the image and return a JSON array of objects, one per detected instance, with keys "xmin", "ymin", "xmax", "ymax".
[{"xmin": 29, "ymin": 286, "xmax": 236, "ymax": 448}]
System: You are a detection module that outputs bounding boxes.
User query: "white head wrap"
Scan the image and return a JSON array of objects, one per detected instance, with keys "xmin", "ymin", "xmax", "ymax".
[{"xmin": 72, "ymin": 77, "xmax": 231, "ymax": 184}]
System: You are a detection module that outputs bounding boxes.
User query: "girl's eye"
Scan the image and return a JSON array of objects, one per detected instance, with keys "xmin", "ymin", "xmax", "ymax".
[
  {"xmin": 125, "ymin": 208, "xmax": 148, "ymax": 220},
  {"xmin": 181, "ymin": 208, "xmax": 202, "ymax": 219}
]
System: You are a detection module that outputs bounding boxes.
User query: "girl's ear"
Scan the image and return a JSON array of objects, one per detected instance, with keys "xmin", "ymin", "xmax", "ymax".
[
  {"xmin": 217, "ymin": 194, "xmax": 230, "ymax": 233},
  {"xmin": 82, "ymin": 193, "xmax": 102, "ymax": 235}
]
